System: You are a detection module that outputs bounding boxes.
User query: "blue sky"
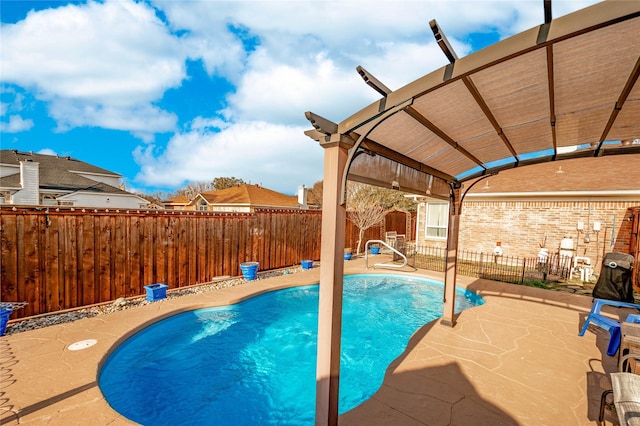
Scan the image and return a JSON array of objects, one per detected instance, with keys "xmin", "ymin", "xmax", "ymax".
[{"xmin": 0, "ymin": 0, "xmax": 599, "ymax": 196}]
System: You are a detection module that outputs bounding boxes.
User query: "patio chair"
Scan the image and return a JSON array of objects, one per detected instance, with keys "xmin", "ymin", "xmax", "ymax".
[
  {"xmin": 579, "ymin": 299, "xmax": 640, "ymax": 356},
  {"xmin": 599, "ymin": 353, "xmax": 640, "ymax": 425}
]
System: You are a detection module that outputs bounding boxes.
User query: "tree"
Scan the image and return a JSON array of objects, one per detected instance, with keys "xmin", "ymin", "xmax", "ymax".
[
  {"xmin": 171, "ymin": 181, "xmax": 214, "ymax": 199},
  {"xmin": 308, "ymin": 179, "xmax": 417, "ymax": 212},
  {"xmin": 212, "ymin": 177, "xmax": 246, "ymax": 190},
  {"xmin": 136, "ymin": 191, "xmax": 167, "ymax": 205},
  {"xmin": 309, "ymin": 180, "xmax": 418, "ymax": 253},
  {"xmin": 307, "ymin": 180, "xmax": 323, "ymax": 207},
  {"xmin": 364, "ymin": 185, "xmax": 418, "ymax": 212},
  {"xmin": 346, "ymin": 183, "xmax": 389, "ymax": 255}
]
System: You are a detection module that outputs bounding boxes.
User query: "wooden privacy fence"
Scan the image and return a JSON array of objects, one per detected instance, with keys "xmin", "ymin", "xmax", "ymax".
[
  {"xmin": 1, "ymin": 207, "xmax": 322, "ymax": 318},
  {"xmin": 344, "ymin": 217, "xmax": 383, "ymax": 254}
]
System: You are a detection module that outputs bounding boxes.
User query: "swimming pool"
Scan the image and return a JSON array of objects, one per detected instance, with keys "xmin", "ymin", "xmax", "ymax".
[{"xmin": 99, "ymin": 274, "xmax": 483, "ymax": 425}]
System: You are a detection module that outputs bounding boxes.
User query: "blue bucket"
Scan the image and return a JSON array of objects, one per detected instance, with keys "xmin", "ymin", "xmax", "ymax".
[
  {"xmin": 240, "ymin": 262, "xmax": 259, "ymax": 281},
  {"xmin": 301, "ymin": 260, "xmax": 313, "ymax": 270},
  {"xmin": 144, "ymin": 283, "xmax": 168, "ymax": 302},
  {"xmin": 0, "ymin": 308, "xmax": 12, "ymax": 336},
  {"xmin": 370, "ymin": 246, "xmax": 380, "ymax": 255}
]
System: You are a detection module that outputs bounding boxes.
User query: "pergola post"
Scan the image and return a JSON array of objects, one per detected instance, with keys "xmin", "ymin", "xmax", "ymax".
[
  {"xmin": 441, "ymin": 184, "xmax": 462, "ymax": 327},
  {"xmin": 315, "ymin": 135, "xmax": 349, "ymax": 426}
]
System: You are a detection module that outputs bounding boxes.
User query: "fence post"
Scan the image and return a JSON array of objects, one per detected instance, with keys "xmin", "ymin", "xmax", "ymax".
[
  {"xmin": 521, "ymin": 258, "xmax": 526, "ymax": 284},
  {"xmin": 479, "ymin": 252, "xmax": 484, "ymax": 277}
]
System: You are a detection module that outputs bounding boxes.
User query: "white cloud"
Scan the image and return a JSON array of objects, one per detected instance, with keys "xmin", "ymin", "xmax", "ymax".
[
  {"xmin": 134, "ymin": 120, "xmax": 323, "ymax": 194},
  {"xmin": 37, "ymin": 148, "xmax": 58, "ymax": 156},
  {"xmin": 1, "ymin": 87, "xmax": 29, "ymax": 118},
  {"xmin": 0, "ymin": 115, "xmax": 34, "ymax": 133},
  {"xmin": 48, "ymin": 99, "xmax": 177, "ymax": 136},
  {"xmin": 355, "ymin": 41, "xmax": 460, "ymax": 93},
  {"xmin": 0, "ymin": 0, "xmax": 186, "ymax": 135},
  {"xmin": 152, "ymin": 1, "xmax": 248, "ymax": 82},
  {"xmin": 224, "ymin": 49, "xmax": 374, "ymax": 125}
]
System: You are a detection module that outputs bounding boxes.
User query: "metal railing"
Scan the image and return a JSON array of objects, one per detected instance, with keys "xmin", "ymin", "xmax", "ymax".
[
  {"xmin": 408, "ymin": 244, "xmax": 573, "ymax": 284},
  {"xmin": 365, "ymin": 240, "xmax": 408, "ymax": 270}
]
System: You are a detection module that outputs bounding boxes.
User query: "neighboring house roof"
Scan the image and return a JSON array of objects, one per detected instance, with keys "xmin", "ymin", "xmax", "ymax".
[
  {"xmin": 465, "ymin": 154, "xmax": 640, "ymax": 196},
  {"xmin": 0, "ymin": 150, "xmax": 130, "ymax": 193},
  {"xmin": 0, "ymin": 150, "xmax": 145, "ymax": 200},
  {"xmin": 199, "ymin": 184, "xmax": 299, "ymax": 208},
  {"xmin": 163, "ymin": 195, "xmax": 190, "ymax": 204}
]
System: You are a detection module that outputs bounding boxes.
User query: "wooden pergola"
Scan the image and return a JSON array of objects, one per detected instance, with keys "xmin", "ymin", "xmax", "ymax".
[{"xmin": 304, "ymin": 1, "xmax": 640, "ymax": 424}]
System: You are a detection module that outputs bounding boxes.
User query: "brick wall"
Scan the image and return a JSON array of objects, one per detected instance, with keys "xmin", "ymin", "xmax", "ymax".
[{"xmin": 416, "ymin": 199, "xmax": 638, "ymax": 271}]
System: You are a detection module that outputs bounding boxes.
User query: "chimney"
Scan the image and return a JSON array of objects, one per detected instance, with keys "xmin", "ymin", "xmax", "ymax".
[
  {"xmin": 297, "ymin": 185, "xmax": 308, "ymax": 209},
  {"xmin": 12, "ymin": 160, "xmax": 40, "ymax": 205}
]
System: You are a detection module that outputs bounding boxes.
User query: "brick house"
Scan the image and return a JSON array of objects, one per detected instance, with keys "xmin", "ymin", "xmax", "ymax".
[{"xmin": 415, "ymin": 154, "xmax": 640, "ymax": 270}]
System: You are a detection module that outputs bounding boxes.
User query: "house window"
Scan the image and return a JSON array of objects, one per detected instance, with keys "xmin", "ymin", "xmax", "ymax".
[
  {"xmin": 425, "ymin": 202, "xmax": 448, "ymax": 238},
  {"xmin": 42, "ymin": 195, "xmax": 58, "ymax": 206},
  {"xmin": 198, "ymin": 199, "xmax": 207, "ymax": 211}
]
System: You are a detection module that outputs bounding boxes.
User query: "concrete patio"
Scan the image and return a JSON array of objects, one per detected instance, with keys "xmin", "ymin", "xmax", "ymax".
[{"xmin": 0, "ymin": 256, "xmax": 628, "ymax": 425}]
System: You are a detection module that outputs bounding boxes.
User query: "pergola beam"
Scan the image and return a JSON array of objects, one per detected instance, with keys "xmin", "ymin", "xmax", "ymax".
[
  {"xmin": 544, "ymin": 45, "xmax": 558, "ymax": 155},
  {"xmin": 595, "ymin": 55, "xmax": 640, "ymax": 156},
  {"xmin": 403, "ymin": 106, "xmax": 485, "ymax": 168},
  {"xmin": 358, "ymin": 137, "xmax": 456, "ymax": 182},
  {"xmin": 544, "ymin": 0, "xmax": 552, "ymax": 24},
  {"xmin": 315, "ymin": 140, "xmax": 348, "ymax": 426},
  {"xmin": 462, "ymin": 77, "xmax": 519, "ymax": 161},
  {"xmin": 441, "ymin": 184, "xmax": 462, "ymax": 327},
  {"xmin": 305, "ymin": 111, "xmax": 338, "ymax": 135},
  {"xmin": 430, "ymin": 19, "xmax": 458, "ymax": 63},
  {"xmin": 356, "ymin": 65, "xmax": 392, "ymax": 97}
]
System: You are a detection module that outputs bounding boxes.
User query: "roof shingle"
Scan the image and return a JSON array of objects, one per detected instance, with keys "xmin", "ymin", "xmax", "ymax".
[
  {"xmin": 0, "ymin": 149, "xmax": 130, "ymax": 195},
  {"xmin": 466, "ymin": 154, "xmax": 640, "ymax": 194},
  {"xmin": 201, "ymin": 184, "xmax": 298, "ymax": 207}
]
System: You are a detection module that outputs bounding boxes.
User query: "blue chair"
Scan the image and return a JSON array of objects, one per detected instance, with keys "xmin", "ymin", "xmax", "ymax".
[{"xmin": 579, "ymin": 299, "xmax": 640, "ymax": 356}]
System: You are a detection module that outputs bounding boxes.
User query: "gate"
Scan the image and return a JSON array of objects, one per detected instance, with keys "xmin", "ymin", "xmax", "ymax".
[{"xmin": 385, "ymin": 210, "xmax": 407, "ymax": 237}]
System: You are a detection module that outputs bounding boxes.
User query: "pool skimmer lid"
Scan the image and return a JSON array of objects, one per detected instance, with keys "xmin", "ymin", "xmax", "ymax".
[{"xmin": 68, "ymin": 339, "xmax": 97, "ymax": 351}]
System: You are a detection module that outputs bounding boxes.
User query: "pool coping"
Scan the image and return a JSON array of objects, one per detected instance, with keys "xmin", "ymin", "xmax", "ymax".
[{"xmin": 0, "ymin": 256, "xmax": 622, "ymax": 425}]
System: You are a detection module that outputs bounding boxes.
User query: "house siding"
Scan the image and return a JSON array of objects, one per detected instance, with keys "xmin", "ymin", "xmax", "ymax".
[
  {"xmin": 57, "ymin": 192, "xmax": 149, "ymax": 209},
  {"xmin": 75, "ymin": 172, "xmax": 121, "ymax": 188},
  {"xmin": 416, "ymin": 199, "xmax": 638, "ymax": 266},
  {"xmin": 12, "ymin": 161, "xmax": 39, "ymax": 205}
]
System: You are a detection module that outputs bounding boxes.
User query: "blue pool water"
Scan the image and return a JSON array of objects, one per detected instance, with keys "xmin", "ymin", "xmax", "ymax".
[{"xmin": 99, "ymin": 274, "xmax": 483, "ymax": 425}]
